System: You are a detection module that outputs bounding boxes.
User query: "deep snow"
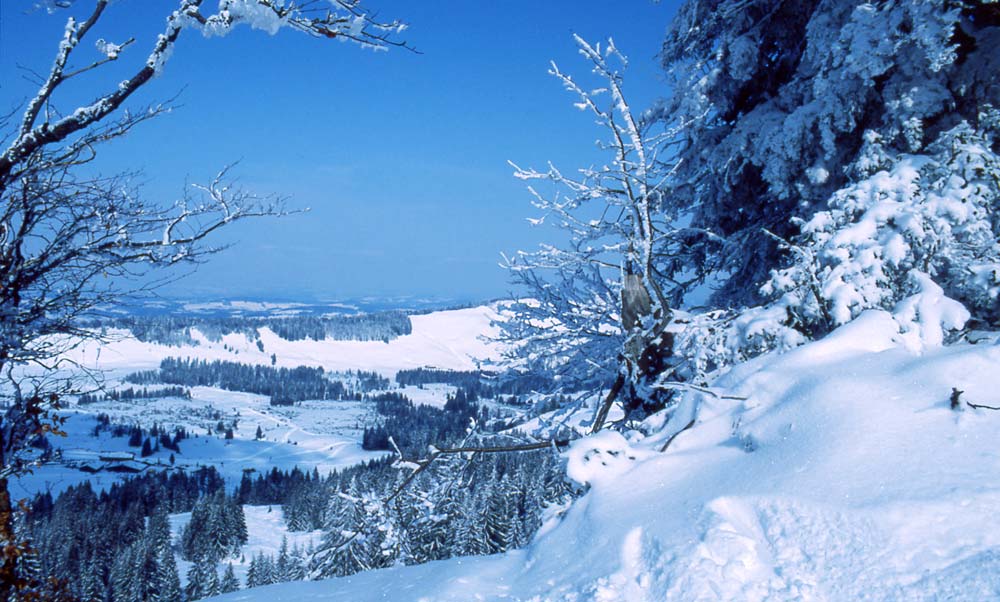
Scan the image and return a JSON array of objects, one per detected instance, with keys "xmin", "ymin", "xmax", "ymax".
[{"xmin": 207, "ymin": 310, "xmax": 1000, "ymax": 601}]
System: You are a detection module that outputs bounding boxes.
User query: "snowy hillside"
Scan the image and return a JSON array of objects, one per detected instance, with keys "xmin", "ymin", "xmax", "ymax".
[
  {"xmin": 14, "ymin": 306, "xmax": 503, "ymax": 497},
  {"xmin": 13, "ymin": 399, "xmax": 383, "ymax": 499},
  {"xmin": 209, "ymin": 311, "xmax": 1000, "ymax": 601},
  {"xmin": 65, "ymin": 306, "xmax": 503, "ymax": 378}
]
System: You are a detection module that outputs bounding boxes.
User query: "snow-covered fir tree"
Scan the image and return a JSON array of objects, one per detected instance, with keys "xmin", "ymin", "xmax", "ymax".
[
  {"xmin": 220, "ymin": 563, "xmax": 241, "ymax": 594},
  {"xmin": 659, "ymin": 0, "xmax": 1000, "ymax": 375}
]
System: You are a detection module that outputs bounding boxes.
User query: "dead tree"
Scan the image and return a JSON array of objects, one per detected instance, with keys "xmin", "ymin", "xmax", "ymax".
[{"xmin": 503, "ymin": 36, "xmax": 691, "ymax": 432}]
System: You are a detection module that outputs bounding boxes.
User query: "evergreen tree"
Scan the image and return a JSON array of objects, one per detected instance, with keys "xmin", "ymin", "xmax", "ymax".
[
  {"xmin": 275, "ymin": 537, "xmax": 291, "ymax": 582},
  {"xmin": 286, "ymin": 544, "xmax": 307, "ymax": 582},
  {"xmin": 245, "ymin": 554, "xmax": 261, "ymax": 589},
  {"xmin": 220, "ymin": 563, "xmax": 240, "ymax": 594},
  {"xmin": 256, "ymin": 554, "xmax": 276, "ymax": 586},
  {"xmin": 79, "ymin": 559, "xmax": 105, "ymax": 602},
  {"xmin": 158, "ymin": 547, "xmax": 183, "ymax": 602},
  {"xmin": 184, "ymin": 555, "xmax": 217, "ymax": 602}
]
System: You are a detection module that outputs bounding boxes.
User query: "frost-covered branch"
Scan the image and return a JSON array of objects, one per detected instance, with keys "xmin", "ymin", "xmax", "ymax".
[
  {"xmin": 503, "ymin": 37, "xmax": 689, "ymax": 428},
  {"xmin": 0, "ymin": 0, "xmax": 411, "ymax": 188}
]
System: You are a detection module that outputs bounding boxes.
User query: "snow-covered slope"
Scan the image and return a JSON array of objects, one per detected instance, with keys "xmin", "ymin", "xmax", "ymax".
[
  {"xmin": 210, "ymin": 310, "xmax": 1000, "ymax": 601},
  {"xmin": 66, "ymin": 305, "xmax": 503, "ymax": 377}
]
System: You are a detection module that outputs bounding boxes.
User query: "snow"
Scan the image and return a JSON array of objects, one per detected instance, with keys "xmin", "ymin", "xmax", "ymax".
[
  {"xmin": 396, "ymin": 384, "xmax": 458, "ymax": 408},
  {"xmin": 95, "ymin": 38, "xmax": 122, "ymax": 59},
  {"xmin": 208, "ymin": 312, "xmax": 1000, "ymax": 601},
  {"xmin": 564, "ymin": 430, "xmax": 653, "ymax": 487},
  {"xmin": 63, "ymin": 305, "xmax": 503, "ymax": 378},
  {"xmin": 13, "ymin": 391, "xmax": 384, "ymax": 498},
  {"xmin": 15, "ymin": 306, "xmax": 501, "ymax": 497},
  {"xmin": 893, "ymin": 271, "xmax": 971, "ymax": 351}
]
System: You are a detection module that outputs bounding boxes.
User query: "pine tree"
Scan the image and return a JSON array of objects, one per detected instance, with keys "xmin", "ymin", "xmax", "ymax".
[
  {"xmin": 205, "ymin": 559, "xmax": 220, "ymax": 599},
  {"xmin": 275, "ymin": 536, "xmax": 291, "ymax": 582},
  {"xmin": 483, "ymin": 476, "xmax": 515, "ymax": 554},
  {"xmin": 110, "ymin": 546, "xmax": 133, "ymax": 602},
  {"xmin": 141, "ymin": 438, "xmax": 154, "ymax": 458},
  {"xmin": 256, "ymin": 554, "xmax": 276, "ymax": 586},
  {"xmin": 184, "ymin": 554, "xmax": 217, "ymax": 602},
  {"xmin": 220, "ymin": 563, "xmax": 240, "ymax": 594},
  {"xmin": 147, "ymin": 509, "xmax": 172, "ymax": 559},
  {"xmin": 158, "ymin": 547, "xmax": 182, "ymax": 602},
  {"xmin": 312, "ymin": 488, "xmax": 376, "ymax": 578},
  {"xmin": 133, "ymin": 540, "xmax": 160, "ymax": 602},
  {"xmin": 229, "ymin": 499, "xmax": 249, "ymax": 553},
  {"xmin": 454, "ymin": 490, "xmax": 489, "ymax": 557},
  {"xmin": 286, "ymin": 544, "xmax": 306, "ymax": 582},
  {"xmin": 245, "ymin": 554, "xmax": 261, "ymax": 589}
]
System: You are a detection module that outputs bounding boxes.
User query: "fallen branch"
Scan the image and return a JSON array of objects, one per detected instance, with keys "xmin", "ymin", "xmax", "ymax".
[
  {"xmin": 967, "ymin": 400, "xmax": 1000, "ymax": 411},
  {"xmin": 659, "ymin": 418, "xmax": 696, "ymax": 452},
  {"xmin": 953, "ymin": 387, "xmax": 1000, "ymax": 410},
  {"xmin": 591, "ymin": 372, "xmax": 625, "ymax": 434},
  {"xmin": 656, "ymin": 381, "xmax": 747, "ymax": 401}
]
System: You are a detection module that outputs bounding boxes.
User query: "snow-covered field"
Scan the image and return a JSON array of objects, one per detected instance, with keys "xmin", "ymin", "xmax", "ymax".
[
  {"xmin": 208, "ymin": 310, "xmax": 1000, "ymax": 601},
  {"xmin": 13, "ymin": 403, "xmax": 382, "ymax": 499},
  {"xmin": 65, "ymin": 305, "xmax": 503, "ymax": 378},
  {"xmin": 15, "ymin": 306, "xmax": 503, "ymax": 498}
]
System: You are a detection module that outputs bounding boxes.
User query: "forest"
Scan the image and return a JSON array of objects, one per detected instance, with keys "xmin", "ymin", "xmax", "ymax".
[
  {"xmin": 89, "ymin": 311, "xmax": 414, "ymax": 346},
  {"xmin": 124, "ymin": 359, "xmax": 389, "ymax": 405},
  {"xmin": 23, "ymin": 448, "xmax": 570, "ymax": 600}
]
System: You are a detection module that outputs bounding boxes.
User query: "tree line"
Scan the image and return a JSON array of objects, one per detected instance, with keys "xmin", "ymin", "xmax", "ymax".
[
  {"xmin": 124, "ymin": 358, "xmax": 391, "ymax": 406},
  {"xmin": 78, "ymin": 386, "xmax": 191, "ymax": 405},
  {"xmin": 395, "ymin": 367, "xmax": 557, "ymax": 398},
  {"xmin": 91, "ymin": 311, "xmax": 413, "ymax": 347},
  {"xmin": 361, "ymin": 389, "xmax": 487, "ymax": 457}
]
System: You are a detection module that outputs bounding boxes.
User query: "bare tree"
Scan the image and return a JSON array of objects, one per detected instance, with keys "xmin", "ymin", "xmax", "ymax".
[
  {"xmin": 502, "ymin": 36, "xmax": 695, "ymax": 432},
  {"xmin": 0, "ymin": 1, "xmax": 409, "ymax": 597}
]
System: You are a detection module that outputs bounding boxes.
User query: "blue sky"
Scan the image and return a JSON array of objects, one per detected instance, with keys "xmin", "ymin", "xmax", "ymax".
[{"xmin": 0, "ymin": 1, "xmax": 679, "ymax": 303}]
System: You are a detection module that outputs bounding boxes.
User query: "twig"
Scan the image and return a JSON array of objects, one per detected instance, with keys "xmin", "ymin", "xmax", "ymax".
[
  {"xmin": 656, "ymin": 381, "xmax": 747, "ymax": 400},
  {"xmin": 591, "ymin": 372, "xmax": 625, "ymax": 434},
  {"xmin": 659, "ymin": 418, "xmax": 695, "ymax": 452},
  {"xmin": 967, "ymin": 401, "xmax": 1000, "ymax": 411}
]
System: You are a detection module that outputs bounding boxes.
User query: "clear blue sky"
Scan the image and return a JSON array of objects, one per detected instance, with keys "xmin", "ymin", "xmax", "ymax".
[{"xmin": 0, "ymin": 1, "xmax": 680, "ymax": 303}]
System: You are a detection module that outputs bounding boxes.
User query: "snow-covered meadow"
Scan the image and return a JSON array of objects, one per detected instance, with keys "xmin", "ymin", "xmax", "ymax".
[
  {"xmin": 64, "ymin": 306, "xmax": 503, "ymax": 377},
  {"xmin": 15, "ymin": 306, "xmax": 503, "ymax": 498}
]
